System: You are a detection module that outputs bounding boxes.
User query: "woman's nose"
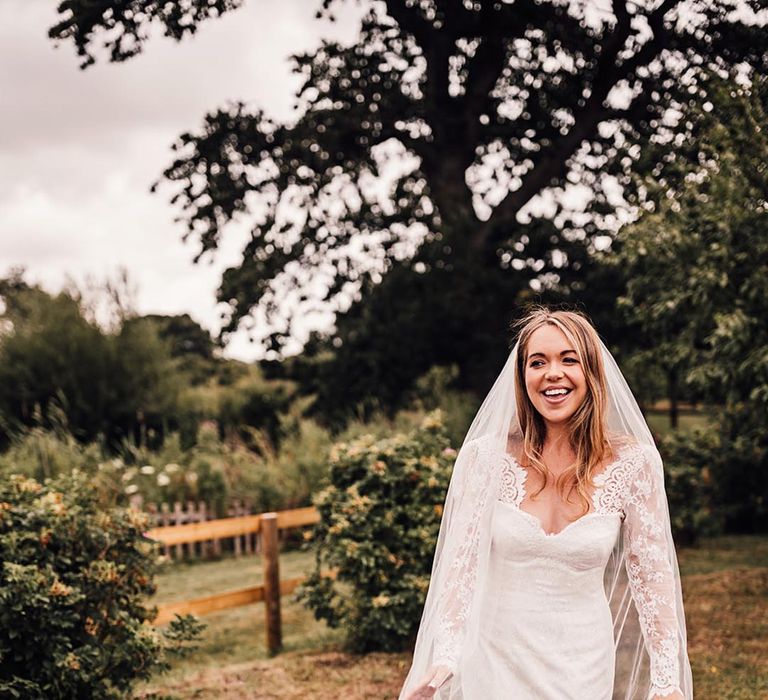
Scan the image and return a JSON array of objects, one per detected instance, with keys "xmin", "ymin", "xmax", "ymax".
[{"xmin": 545, "ymin": 364, "xmax": 564, "ymax": 379}]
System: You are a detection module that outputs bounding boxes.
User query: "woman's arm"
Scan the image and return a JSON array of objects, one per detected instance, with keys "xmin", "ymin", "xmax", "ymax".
[
  {"xmin": 623, "ymin": 447, "xmax": 686, "ymax": 699},
  {"xmin": 401, "ymin": 439, "xmax": 496, "ymax": 700},
  {"xmin": 431, "ymin": 440, "xmax": 489, "ymax": 672}
]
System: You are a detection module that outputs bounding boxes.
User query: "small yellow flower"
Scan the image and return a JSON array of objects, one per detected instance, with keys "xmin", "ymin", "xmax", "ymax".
[
  {"xmin": 328, "ymin": 517, "xmax": 350, "ymax": 536},
  {"xmin": 90, "ymin": 561, "xmax": 119, "ymax": 583},
  {"xmin": 84, "ymin": 617, "xmax": 98, "ymax": 636},
  {"xmin": 420, "ymin": 577, "xmax": 431, "ymax": 591},
  {"xmin": 65, "ymin": 652, "xmax": 80, "ymax": 671},
  {"xmin": 37, "ymin": 492, "xmax": 66, "ymax": 516},
  {"xmin": 371, "ymin": 460, "xmax": 387, "ymax": 475},
  {"xmin": 14, "ymin": 476, "xmax": 42, "ymax": 493},
  {"xmin": 434, "ymin": 504, "xmax": 443, "ymax": 517},
  {"xmin": 50, "ymin": 579, "xmax": 73, "ymax": 597},
  {"xmin": 126, "ymin": 508, "xmax": 149, "ymax": 530},
  {"xmin": 419, "ymin": 455, "xmax": 439, "ymax": 470},
  {"xmin": 372, "ymin": 594, "xmax": 391, "ymax": 608},
  {"xmin": 420, "ymin": 410, "xmax": 443, "ymax": 430},
  {"xmin": 313, "ymin": 486, "xmax": 332, "ymax": 506},
  {"xmin": 95, "ymin": 512, "xmax": 113, "ymax": 530}
]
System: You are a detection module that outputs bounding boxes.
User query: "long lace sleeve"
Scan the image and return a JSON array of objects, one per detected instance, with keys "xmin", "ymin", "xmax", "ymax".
[
  {"xmin": 431, "ymin": 440, "xmax": 493, "ymax": 673},
  {"xmin": 623, "ymin": 448, "xmax": 685, "ymax": 699}
]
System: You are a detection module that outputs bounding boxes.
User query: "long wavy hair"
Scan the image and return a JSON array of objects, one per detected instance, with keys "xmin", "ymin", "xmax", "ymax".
[{"xmin": 510, "ymin": 306, "xmax": 613, "ymax": 517}]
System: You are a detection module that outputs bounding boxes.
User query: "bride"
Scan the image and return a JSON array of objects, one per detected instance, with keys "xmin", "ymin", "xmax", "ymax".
[{"xmin": 399, "ymin": 307, "xmax": 693, "ymax": 700}]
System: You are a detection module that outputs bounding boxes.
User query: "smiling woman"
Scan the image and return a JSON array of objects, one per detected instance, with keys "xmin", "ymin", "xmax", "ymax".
[
  {"xmin": 399, "ymin": 306, "xmax": 693, "ymax": 700},
  {"xmin": 526, "ymin": 337, "xmax": 586, "ymax": 407}
]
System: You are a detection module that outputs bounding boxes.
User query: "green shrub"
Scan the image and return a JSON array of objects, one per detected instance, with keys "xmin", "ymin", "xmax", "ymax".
[
  {"xmin": 297, "ymin": 410, "xmax": 454, "ymax": 652},
  {"xmin": 659, "ymin": 429, "xmax": 724, "ymax": 546},
  {"xmin": 0, "ymin": 422, "xmax": 105, "ymax": 483},
  {"xmin": 0, "ymin": 471, "xmax": 202, "ymax": 699}
]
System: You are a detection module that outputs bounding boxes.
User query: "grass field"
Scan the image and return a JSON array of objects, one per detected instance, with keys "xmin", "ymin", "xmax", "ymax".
[
  {"xmin": 138, "ymin": 534, "xmax": 768, "ymax": 699},
  {"xmin": 644, "ymin": 408, "xmax": 711, "ymax": 435}
]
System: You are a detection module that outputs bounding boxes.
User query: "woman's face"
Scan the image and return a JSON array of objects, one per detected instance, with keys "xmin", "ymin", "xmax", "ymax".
[{"xmin": 524, "ymin": 324, "xmax": 588, "ymax": 428}]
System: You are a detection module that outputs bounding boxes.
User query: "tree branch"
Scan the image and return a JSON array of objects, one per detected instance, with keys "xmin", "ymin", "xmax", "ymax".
[{"xmin": 479, "ymin": 0, "xmax": 682, "ymax": 247}]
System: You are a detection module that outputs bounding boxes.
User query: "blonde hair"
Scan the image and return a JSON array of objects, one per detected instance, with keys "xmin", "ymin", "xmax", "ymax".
[{"xmin": 510, "ymin": 305, "xmax": 613, "ymax": 518}]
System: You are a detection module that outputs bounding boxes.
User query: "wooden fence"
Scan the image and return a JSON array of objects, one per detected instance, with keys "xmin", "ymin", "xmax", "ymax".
[
  {"xmin": 144, "ymin": 500, "xmax": 260, "ymax": 560},
  {"xmin": 146, "ymin": 505, "xmax": 321, "ymax": 654}
]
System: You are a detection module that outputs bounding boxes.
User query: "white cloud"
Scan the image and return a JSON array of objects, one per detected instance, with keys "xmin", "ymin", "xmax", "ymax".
[{"xmin": 0, "ymin": 0, "xmax": 364, "ymax": 361}]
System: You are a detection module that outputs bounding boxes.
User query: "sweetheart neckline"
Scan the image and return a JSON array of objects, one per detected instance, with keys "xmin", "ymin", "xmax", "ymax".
[
  {"xmin": 494, "ymin": 499, "xmax": 623, "ymax": 538},
  {"xmin": 496, "ymin": 445, "xmax": 635, "ymax": 538}
]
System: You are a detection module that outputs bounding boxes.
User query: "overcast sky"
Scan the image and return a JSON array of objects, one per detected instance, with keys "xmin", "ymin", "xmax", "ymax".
[{"xmin": 0, "ymin": 0, "xmax": 362, "ymax": 361}]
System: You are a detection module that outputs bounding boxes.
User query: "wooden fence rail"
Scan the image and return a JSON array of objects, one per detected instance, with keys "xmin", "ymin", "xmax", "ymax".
[
  {"xmin": 146, "ymin": 506, "xmax": 321, "ymax": 654},
  {"xmin": 144, "ymin": 500, "xmax": 257, "ymax": 560}
]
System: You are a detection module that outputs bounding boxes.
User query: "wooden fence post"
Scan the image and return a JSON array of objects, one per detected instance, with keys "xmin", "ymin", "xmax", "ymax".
[
  {"xmin": 261, "ymin": 512, "xmax": 281, "ymax": 655},
  {"xmin": 172, "ymin": 502, "xmax": 183, "ymax": 559}
]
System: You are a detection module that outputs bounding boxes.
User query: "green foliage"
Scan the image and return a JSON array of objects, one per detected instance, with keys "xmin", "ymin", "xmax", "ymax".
[
  {"xmin": 294, "ymin": 260, "xmax": 532, "ymax": 430},
  {"xmin": 659, "ymin": 430, "xmax": 723, "ymax": 546},
  {"xmin": 406, "ymin": 364, "xmax": 482, "ymax": 449},
  {"xmin": 0, "ymin": 277, "xmax": 181, "ymax": 450},
  {"xmin": 139, "ymin": 314, "xmax": 214, "ymax": 361},
  {"xmin": 0, "ymin": 413, "xmax": 335, "ymax": 519},
  {"xmin": 610, "ymin": 76, "xmax": 768, "ymax": 531},
  {"xmin": 0, "ymin": 283, "xmax": 111, "ymax": 443},
  {"xmin": 0, "ymin": 421, "xmax": 104, "ymax": 484},
  {"xmin": 0, "ymin": 471, "xmax": 203, "ymax": 698},
  {"xmin": 217, "ymin": 381, "xmax": 291, "ymax": 452},
  {"xmin": 297, "ymin": 411, "xmax": 454, "ymax": 652}
]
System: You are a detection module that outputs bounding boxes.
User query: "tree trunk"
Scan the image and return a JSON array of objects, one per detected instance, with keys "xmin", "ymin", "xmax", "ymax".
[{"xmin": 667, "ymin": 367, "xmax": 679, "ymax": 430}]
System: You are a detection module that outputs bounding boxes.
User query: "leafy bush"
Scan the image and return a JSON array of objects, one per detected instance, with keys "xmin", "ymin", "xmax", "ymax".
[
  {"xmin": 0, "ymin": 471, "xmax": 202, "ymax": 699},
  {"xmin": 114, "ymin": 430, "xmax": 229, "ymax": 516},
  {"xmin": 297, "ymin": 411, "xmax": 454, "ymax": 652},
  {"xmin": 0, "ymin": 420, "xmax": 105, "ymax": 483},
  {"xmin": 659, "ymin": 429, "xmax": 724, "ymax": 546}
]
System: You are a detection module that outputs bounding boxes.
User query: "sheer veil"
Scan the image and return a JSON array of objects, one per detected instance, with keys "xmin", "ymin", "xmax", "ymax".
[{"xmin": 398, "ymin": 337, "xmax": 693, "ymax": 700}]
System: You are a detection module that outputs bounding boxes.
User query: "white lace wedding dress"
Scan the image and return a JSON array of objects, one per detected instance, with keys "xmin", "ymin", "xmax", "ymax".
[{"xmin": 432, "ymin": 439, "xmax": 684, "ymax": 700}]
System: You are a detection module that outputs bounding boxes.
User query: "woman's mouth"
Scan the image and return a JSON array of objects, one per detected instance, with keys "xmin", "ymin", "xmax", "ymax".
[{"xmin": 541, "ymin": 388, "xmax": 572, "ymax": 405}]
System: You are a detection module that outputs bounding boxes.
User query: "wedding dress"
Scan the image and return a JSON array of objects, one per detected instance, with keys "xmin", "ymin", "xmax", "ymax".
[
  {"xmin": 399, "ymin": 335, "xmax": 693, "ymax": 700},
  {"xmin": 434, "ymin": 437, "xmax": 681, "ymax": 699}
]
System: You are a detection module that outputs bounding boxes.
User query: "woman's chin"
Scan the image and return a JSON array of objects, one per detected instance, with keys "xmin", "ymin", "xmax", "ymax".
[{"xmin": 536, "ymin": 405, "xmax": 578, "ymax": 425}]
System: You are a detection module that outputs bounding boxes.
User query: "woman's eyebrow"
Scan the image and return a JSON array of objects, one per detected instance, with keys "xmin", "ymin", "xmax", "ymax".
[{"xmin": 527, "ymin": 349, "xmax": 577, "ymax": 359}]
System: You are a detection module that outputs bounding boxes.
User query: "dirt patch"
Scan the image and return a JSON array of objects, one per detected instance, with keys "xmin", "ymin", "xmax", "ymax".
[{"xmin": 141, "ymin": 649, "xmax": 411, "ymax": 699}]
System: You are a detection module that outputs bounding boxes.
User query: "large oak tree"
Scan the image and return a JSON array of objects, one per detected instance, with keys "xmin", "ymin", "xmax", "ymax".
[{"xmin": 50, "ymin": 1, "xmax": 768, "ymax": 418}]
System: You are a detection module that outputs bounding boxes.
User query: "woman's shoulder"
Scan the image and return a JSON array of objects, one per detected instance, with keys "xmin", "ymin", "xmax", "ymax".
[
  {"xmin": 607, "ymin": 434, "xmax": 662, "ymax": 477},
  {"xmin": 607, "ymin": 433, "xmax": 650, "ymax": 458},
  {"xmin": 463, "ymin": 433, "xmax": 507, "ymax": 452},
  {"xmin": 460, "ymin": 433, "xmax": 520, "ymax": 468}
]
